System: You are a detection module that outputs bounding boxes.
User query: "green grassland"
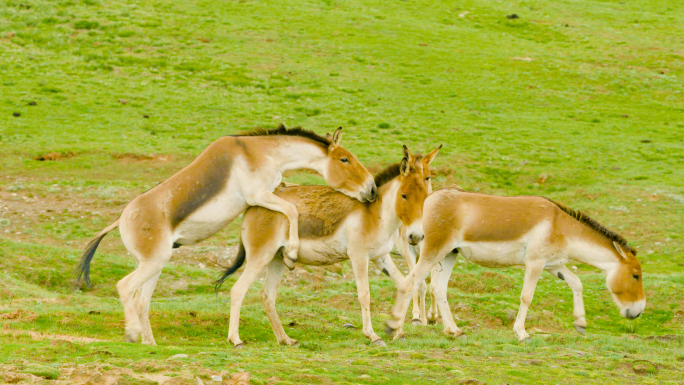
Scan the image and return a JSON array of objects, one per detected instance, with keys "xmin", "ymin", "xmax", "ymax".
[{"xmin": 1, "ymin": 0, "xmax": 683, "ymax": 383}]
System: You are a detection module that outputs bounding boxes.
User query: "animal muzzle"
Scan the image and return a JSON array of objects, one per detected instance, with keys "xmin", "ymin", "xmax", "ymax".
[
  {"xmin": 621, "ymin": 300, "xmax": 646, "ymax": 320},
  {"xmin": 363, "ymin": 181, "xmax": 378, "ymax": 203},
  {"xmin": 407, "ymin": 226, "xmax": 425, "ymax": 246}
]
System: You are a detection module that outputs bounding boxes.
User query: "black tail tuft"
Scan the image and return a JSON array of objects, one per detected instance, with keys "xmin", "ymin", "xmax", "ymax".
[
  {"xmin": 215, "ymin": 241, "xmax": 246, "ymax": 292},
  {"xmin": 74, "ymin": 234, "xmax": 106, "ymax": 289}
]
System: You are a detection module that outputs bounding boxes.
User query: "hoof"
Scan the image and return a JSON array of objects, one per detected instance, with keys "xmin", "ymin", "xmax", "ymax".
[
  {"xmin": 372, "ymin": 339, "xmax": 387, "ymax": 348},
  {"xmin": 283, "ymin": 257, "xmax": 295, "ymax": 271},
  {"xmin": 280, "ymin": 339, "xmax": 299, "ymax": 346},
  {"xmin": 574, "ymin": 325, "xmax": 586, "ymax": 336},
  {"xmin": 384, "ymin": 323, "xmax": 396, "ymax": 336},
  {"xmin": 448, "ymin": 329, "xmax": 465, "ymax": 339},
  {"xmin": 395, "ymin": 336, "xmax": 407, "ymax": 342},
  {"xmin": 124, "ymin": 331, "xmax": 139, "ymax": 343},
  {"xmin": 411, "ymin": 318, "xmax": 422, "ymax": 326},
  {"xmin": 234, "ymin": 342, "xmax": 245, "ymax": 349}
]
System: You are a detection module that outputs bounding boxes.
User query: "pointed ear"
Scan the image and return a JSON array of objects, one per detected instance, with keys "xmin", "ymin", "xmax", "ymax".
[
  {"xmin": 326, "ymin": 133, "xmax": 333, "ymax": 142},
  {"xmin": 400, "ymin": 145, "xmax": 414, "ymax": 176},
  {"xmin": 331, "ymin": 127, "xmax": 342, "ymax": 146},
  {"xmin": 423, "ymin": 144, "xmax": 443, "ymax": 166},
  {"xmin": 613, "ymin": 241, "xmax": 628, "ymax": 259},
  {"xmin": 402, "ymin": 144, "xmax": 416, "ymax": 163}
]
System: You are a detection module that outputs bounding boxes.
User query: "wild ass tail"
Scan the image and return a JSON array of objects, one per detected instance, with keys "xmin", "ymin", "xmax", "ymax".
[
  {"xmin": 74, "ymin": 219, "xmax": 120, "ymax": 289},
  {"xmin": 214, "ymin": 240, "xmax": 246, "ymax": 292}
]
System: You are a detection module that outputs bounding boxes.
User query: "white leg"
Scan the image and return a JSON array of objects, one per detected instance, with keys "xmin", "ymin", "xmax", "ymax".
[
  {"xmin": 349, "ymin": 254, "xmax": 384, "ymax": 346},
  {"xmin": 430, "ymin": 255, "xmax": 463, "ymax": 337},
  {"xmin": 135, "ymin": 271, "xmax": 161, "ymax": 345},
  {"xmin": 546, "ymin": 265, "xmax": 587, "ymax": 334},
  {"xmin": 427, "ymin": 264, "xmax": 441, "ymax": 324},
  {"xmin": 249, "ymin": 191, "xmax": 300, "ymax": 269},
  {"xmin": 386, "ymin": 256, "xmax": 441, "ymax": 340},
  {"xmin": 117, "ymin": 251, "xmax": 170, "ymax": 343},
  {"xmin": 396, "ymin": 229, "xmax": 426, "ymax": 325},
  {"xmin": 261, "ymin": 259, "xmax": 298, "ymax": 345},
  {"xmin": 513, "ymin": 259, "xmax": 546, "ymax": 342},
  {"xmin": 228, "ymin": 256, "xmax": 271, "ymax": 347}
]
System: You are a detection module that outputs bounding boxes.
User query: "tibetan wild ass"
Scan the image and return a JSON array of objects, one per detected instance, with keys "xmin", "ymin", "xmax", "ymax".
[
  {"xmin": 75, "ymin": 125, "xmax": 377, "ymax": 345},
  {"xmin": 216, "ymin": 145, "xmax": 441, "ymax": 347},
  {"xmin": 386, "ymin": 187, "xmax": 645, "ymax": 342}
]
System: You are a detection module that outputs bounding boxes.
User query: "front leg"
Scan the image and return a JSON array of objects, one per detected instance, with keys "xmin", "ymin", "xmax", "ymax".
[
  {"xmin": 429, "ymin": 254, "xmax": 463, "ymax": 337},
  {"xmin": 546, "ymin": 265, "xmax": 587, "ymax": 335},
  {"xmin": 513, "ymin": 259, "xmax": 546, "ymax": 342},
  {"xmin": 248, "ymin": 190, "xmax": 300, "ymax": 270},
  {"xmin": 349, "ymin": 253, "xmax": 385, "ymax": 347},
  {"xmin": 385, "ymin": 256, "xmax": 440, "ymax": 340}
]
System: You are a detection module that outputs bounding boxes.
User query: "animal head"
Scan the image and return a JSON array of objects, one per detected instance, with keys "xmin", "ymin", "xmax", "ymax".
[
  {"xmin": 323, "ymin": 127, "xmax": 377, "ymax": 203},
  {"xmin": 606, "ymin": 241, "xmax": 645, "ymax": 319},
  {"xmin": 395, "ymin": 144, "xmax": 441, "ymax": 245}
]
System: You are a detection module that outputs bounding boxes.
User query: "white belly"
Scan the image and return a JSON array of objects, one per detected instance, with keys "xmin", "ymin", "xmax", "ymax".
[
  {"xmin": 173, "ymin": 192, "xmax": 247, "ymax": 245},
  {"xmin": 297, "ymin": 238, "xmax": 349, "ymax": 265},
  {"xmin": 457, "ymin": 241, "xmax": 526, "ymax": 268}
]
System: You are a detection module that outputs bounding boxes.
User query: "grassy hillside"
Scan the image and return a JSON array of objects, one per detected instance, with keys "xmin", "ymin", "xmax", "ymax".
[{"xmin": 1, "ymin": 0, "xmax": 683, "ymax": 383}]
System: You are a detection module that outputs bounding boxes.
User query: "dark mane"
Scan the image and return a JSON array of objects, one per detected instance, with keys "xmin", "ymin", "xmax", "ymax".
[
  {"xmin": 374, "ymin": 164, "xmax": 401, "ymax": 188},
  {"xmin": 545, "ymin": 198, "xmax": 636, "ymax": 255},
  {"xmin": 373, "ymin": 155, "xmax": 425, "ymax": 188},
  {"xmin": 237, "ymin": 124, "xmax": 331, "ymax": 146}
]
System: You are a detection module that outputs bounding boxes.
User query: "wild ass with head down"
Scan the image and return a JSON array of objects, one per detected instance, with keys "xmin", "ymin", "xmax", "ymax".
[
  {"xmin": 386, "ymin": 187, "xmax": 645, "ymax": 342},
  {"xmin": 75, "ymin": 125, "xmax": 376, "ymax": 345},
  {"xmin": 216, "ymin": 145, "xmax": 441, "ymax": 347}
]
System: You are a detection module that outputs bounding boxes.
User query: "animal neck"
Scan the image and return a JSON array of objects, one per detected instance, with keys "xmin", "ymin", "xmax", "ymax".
[
  {"xmin": 375, "ymin": 178, "xmax": 403, "ymax": 236},
  {"xmin": 567, "ymin": 233, "xmax": 621, "ymax": 273},
  {"xmin": 272, "ymin": 137, "xmax": 328, "ymax": 174}
]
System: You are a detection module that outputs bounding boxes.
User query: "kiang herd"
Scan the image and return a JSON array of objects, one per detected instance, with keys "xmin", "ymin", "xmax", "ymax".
[{"xmin": 75, "ymin": 125, "xmax": 646, "ymax": 348}]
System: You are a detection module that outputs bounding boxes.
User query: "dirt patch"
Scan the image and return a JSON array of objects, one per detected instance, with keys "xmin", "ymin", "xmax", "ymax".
[
  {"xmin": 34, "ymin": 152, "xmax": 76, "ymax": 161},
  {"xmin": 0, "ymin": 327, "xmax": 107, "ymax": 343},
  {"xmin": 111, "ymin": 153, "xmax": 173, "ymax": 162},
  {"xmin": 0, "ymin": 309, "xmax": 38, "ymax": 321}
]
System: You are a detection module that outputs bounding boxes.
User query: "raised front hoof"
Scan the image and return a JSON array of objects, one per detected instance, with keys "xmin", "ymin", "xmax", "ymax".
[
  {"xmin": 411, "ymin": 318, "xmax": 423, "ymax": 326},
  {"xmin": 574, "ymin": 325, "xmax": 587, "ymax": 336},
  {"xmin": 384, "ymin": 322, "xmax": 395, "ymax": 336},
  {"xmin": 371, "ymin": 339, "xmax": 387, "ymax": 348},
  {"xmin": 279, "ymin": 338, "xmax": 299, "ymax": 346},
  {"xmin": 282, "ymin": 257, "xmax": 296, "ymax": 271}
]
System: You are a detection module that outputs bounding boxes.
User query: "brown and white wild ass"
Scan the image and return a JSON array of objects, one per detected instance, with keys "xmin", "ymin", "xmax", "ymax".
[
  {"xmin": 386, "ymin": 187, "xmax": 646, "ymax": 342},
  {"xmin": 215, "ymin": 145, "xmax": 441, "ymax": 347},
  {"xmin": 75, "ymin": 125, "xmax": 377, "ymax": 345}
]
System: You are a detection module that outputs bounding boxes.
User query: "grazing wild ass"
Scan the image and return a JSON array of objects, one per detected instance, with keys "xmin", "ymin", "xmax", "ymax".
[
  {"xmin": 75, "ymin": 125, "xmax": 377, "ymax": 345},
  {"xmin": 216, "ymin": 145, "xmax": 441, "ymax": 347},
  {"xmin": 386, "ymin": 187, "xmax": 645, "ymax": 342}
]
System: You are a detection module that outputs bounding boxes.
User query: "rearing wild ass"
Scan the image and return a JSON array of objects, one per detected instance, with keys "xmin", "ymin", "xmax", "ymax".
[
  {"xmin": 216, "ymin": 145, "xmax": 441, "ymax": 347},
  {"xmin": 75, "ymin": 125, "xmax": 377, "ymax": 345},
  {"xmin": 386, "ymin": 187, "xmax": 645, "ymax": 342}
]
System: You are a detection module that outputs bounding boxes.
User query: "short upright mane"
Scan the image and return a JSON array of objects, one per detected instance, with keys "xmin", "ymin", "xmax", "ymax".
[
  {"xmin": 238, "ymin": 124, "xmax": 331, "ymax": 146},
  {"xmin": 374, "ymin": 155, "xmax": 425, "ymax": 188},
  {"xmin": 545, "ymin": 198, "xmax": 636, "ymax": 255},
  {"xmin": 374, "ymin": 164, "xmax": 401, "ymax": 188}
]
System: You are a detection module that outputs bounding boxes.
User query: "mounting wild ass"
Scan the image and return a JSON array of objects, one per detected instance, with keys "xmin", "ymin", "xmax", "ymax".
[
  {"xmin": 75, "ymin": 125, "xmax": 377, "ymax": 345},
  {"xmin": 216, "ymin": 145, "xmax": 441, "ymax": 347},
  {"xmin": 386, "ymin": 187, "xmax": 646, "ymax": 342}
]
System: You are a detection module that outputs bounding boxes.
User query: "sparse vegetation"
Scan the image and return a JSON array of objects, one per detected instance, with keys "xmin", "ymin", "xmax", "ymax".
[{"xmin": 1, "ymin": 0, "xmax": 683, "ymax": 383}]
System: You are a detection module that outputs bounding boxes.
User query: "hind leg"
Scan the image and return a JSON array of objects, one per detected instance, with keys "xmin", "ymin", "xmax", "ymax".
[
  {"xmin": 135, "ymin": 271, "xmax": 161, "ymax": 345},
  {"xmin": 228, "ymin": 252, "xmax": 273, "ymax": 347},
  {"xmin": 260, "ymin": 258, "xmax": 297, "ymax": 345},
  {"xmin": 117, "ymin": 253, "xmax": 169, "ymax": 343}
]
